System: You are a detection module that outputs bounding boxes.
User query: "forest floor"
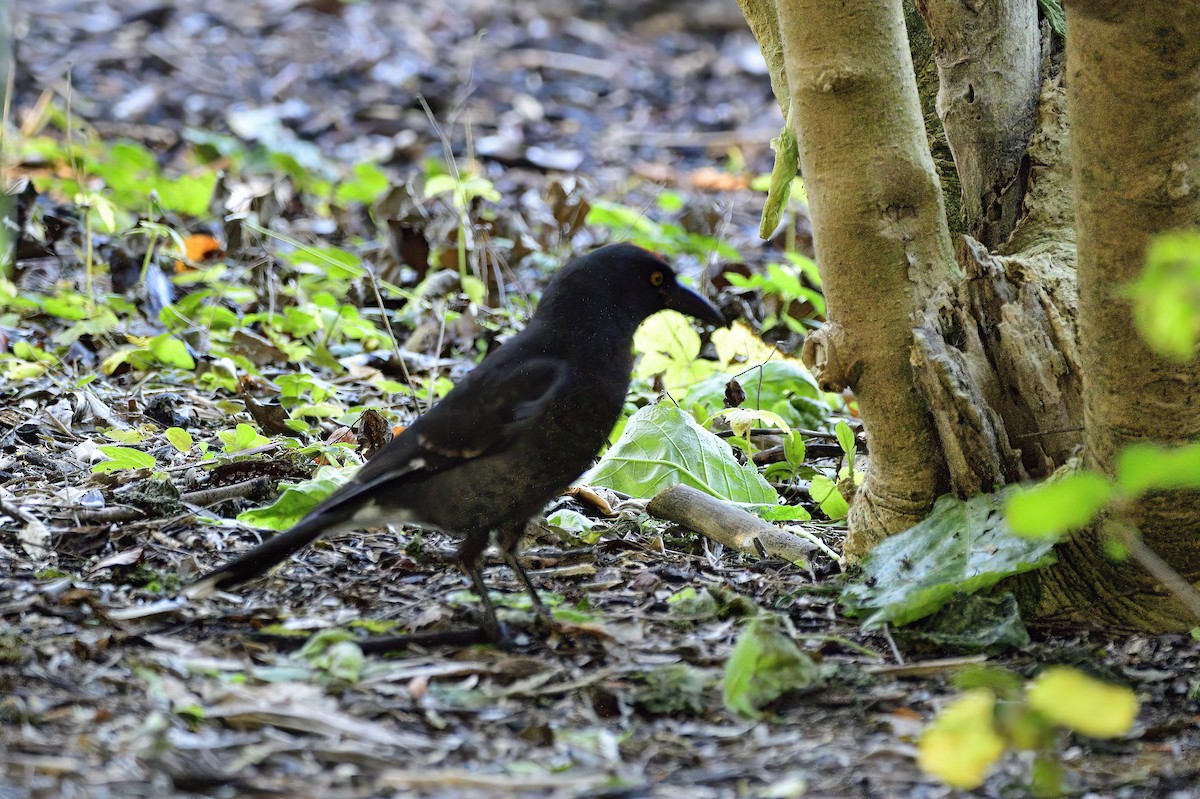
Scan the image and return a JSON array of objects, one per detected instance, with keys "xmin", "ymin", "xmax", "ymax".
[{"xmin": 2, "ymin": 1, "xmax": 1199, "ymax": 798}]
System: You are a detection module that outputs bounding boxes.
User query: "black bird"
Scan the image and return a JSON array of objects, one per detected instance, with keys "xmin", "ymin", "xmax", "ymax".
[{"xmin": 185, "ymin": 243, "xmax": 726, "ymax": 639}]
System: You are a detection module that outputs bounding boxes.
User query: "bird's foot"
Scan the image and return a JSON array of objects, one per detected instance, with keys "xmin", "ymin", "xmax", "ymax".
[{"xmin": 478, "ymin": 613, "xmax": 513, "ymax": 646}]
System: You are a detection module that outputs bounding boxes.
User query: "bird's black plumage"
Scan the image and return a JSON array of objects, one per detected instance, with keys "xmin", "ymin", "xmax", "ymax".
[{"xmin": 186, "ymin": 243, "xmax": 726, "ymax": 639}]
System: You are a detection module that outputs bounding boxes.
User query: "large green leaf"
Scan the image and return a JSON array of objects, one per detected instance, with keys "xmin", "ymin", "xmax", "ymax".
[
  {"xmin": 840, "ymin": 492, "xmax": 1057, "ymax": 628},
  {"xmin": 586, "ymin": 401, "xmax": 777, "ymax": 504}
]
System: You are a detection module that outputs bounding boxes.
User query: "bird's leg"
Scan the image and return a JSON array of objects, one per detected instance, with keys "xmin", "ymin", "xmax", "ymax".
[
  {"xmin": 498, "ymin": 522, "xmax": 552, "ymax": 624},
  {"xmin": 463, "ymin": 560, "xmax": 507, "ymax": 643},
  {"xmin": 457, "ymin": 535, "xmax": 506, "ymax": 643}
]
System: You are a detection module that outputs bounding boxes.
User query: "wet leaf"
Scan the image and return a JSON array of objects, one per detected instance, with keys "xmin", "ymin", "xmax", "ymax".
[{"xmin": 840, "ymin": 491, "xmax": 1057, "ymax": 627}]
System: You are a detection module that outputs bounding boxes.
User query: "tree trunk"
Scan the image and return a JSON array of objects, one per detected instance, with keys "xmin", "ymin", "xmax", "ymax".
[
  {"xmin": 915, "ymin": 0, "xmax": 1042, "ymax": 249},
  {"xmin": 775, "ymin": 0, "xmax": 959, "ymax": 557},
  {"xmin": 738, "ymin": 0, "xmax": 1200, "ymax": 631},
  {"xmin": 1017, "ymin": 0, "xmax": 1200, "ymax": 630}
]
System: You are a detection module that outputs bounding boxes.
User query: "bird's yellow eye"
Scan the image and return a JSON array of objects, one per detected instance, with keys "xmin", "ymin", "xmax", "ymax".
[{"xmin": 650, "ymin": 271, "xmax": 665, "ymax": 287}]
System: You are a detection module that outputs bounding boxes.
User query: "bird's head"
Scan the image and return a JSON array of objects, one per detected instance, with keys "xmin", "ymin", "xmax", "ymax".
[{"xmin": 537, "ymin": 242, "xmax": 727, "ymax": 334}]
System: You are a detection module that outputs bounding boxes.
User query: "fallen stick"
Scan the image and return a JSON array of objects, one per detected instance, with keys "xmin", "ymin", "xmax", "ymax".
[{"xmin": 646, "ymin": 484, "xmax": 816, "ymax": 563}]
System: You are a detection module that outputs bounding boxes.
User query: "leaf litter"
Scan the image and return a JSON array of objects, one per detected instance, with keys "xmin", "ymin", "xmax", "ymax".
[{"xmin": 1, "ymin": 1, "xmax": 1198, "ymax": 797}]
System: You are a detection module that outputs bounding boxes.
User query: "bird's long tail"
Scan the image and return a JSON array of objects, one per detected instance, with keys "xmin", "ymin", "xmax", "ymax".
[{"xmin": 183, "ymin": 509, "xmax": 350, "ymax": 599}]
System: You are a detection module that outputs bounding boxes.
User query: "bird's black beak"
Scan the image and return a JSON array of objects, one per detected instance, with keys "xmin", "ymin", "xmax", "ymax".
[{"xmin": 666, "ymin": 280, "xmax": 727, "ymax": 327}]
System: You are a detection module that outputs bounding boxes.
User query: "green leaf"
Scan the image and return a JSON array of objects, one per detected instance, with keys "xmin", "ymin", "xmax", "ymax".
[
  {"xmin": 752, "ymin": 504, "xmax": 812, "ymax": 522},
  {"xmin": 238, "ymin": 465, "xmax": 354, "ymax": 530},
  {"xmin": 840, "ymin": 491, "xmax": 1058, "ymax": 628},
  {"xmin": 809, "ymin": 475, "xmax": 849, "ymax": 520},
  {"xmin": 298, "ymin": 630, "xmax": 364, "ymax": 684},
  {"xmin": 461, "ymin": 274, "xmax": 487, "ymax": 306},
  {"xmin": 709, "ymin": 407, "xmax": 792, "ymax": 439},
  {"xmin": 105, "ymin": 428, "xmax": 146, "ymax": 444},
  {"xmin": 457, "ymin": 174, "xmax": 501, "ymax": 204},
  {"xmin": 586, "ymin": 401, "xmax": 777, "ymax": 504},
  {"xmin": 42, "ymin": 293, "xmax": 91, "ymax": 320},
  {"xmin": 147, "ymin": 334, "xmax": 196, "ymax": 370},
  {"xmin": 284, "ymin": 245, "xmax": 365, "ymax": 280},
  {"xmin": 783, "ymin": 430, "xmax": 806, "ymax": 466},
  {"xmin": 584, "ymin": 200, "xmax": 741, "ymax": 261},
  {"xmin": 633, "ymin": 310, "xmax": 716, "ymax": 391},
  {"xmin": 758, "ymin": 114, "xmax": 798, "ymax": 240},
  {"xmin": 1038, "ymin": 0, "xmax": 1066, "ymax": 37},
  {"xmin": 1004, "ymin": 472, "xmax": 1113, "ymax": 539},
  {"xmin": 218, "ymin": 423, "xmax": 270, "ymax": 454},
  {"xmin": 424, "ymin": 174, "xmax": 459, "ymax": 199},
  {"xmin": 668, "ymin": 586, "xmax": 720, "ymax": 621},
  {"xmin": 155, "ymin": 172, "xmax": 218, "ymax": 217},
  {"xmin": 86, "ymin": 193, "xmax": 120, "ymax": 232},
  {"xmin": 1124, "ymin": 230, "xmax": 1200, "ymax": 361},
  {"xmin": 1115, "ymin": 442, "xmax": 1200, "ymax": 496},
  {"xmin": 546, "ymin": 509, "xmax": 601, "ymax": 544},
  {"xmin": 165, "ymin": 427, "xmax": 194, "ymax": 453},
  {"xmin": 93, "ymin": 446, "xmax": 157, "ymax": 474},
  {"xmin": 546, "ymin": 509, "xmax": 595, "ymax": 534},
  {"xmin": 335, "ymin": 162, "xmax": 390, "ymax": 205},
  {"xmin": 723, "ymin": 615, "xmax": 817, "ymax": 719},
  {"xmin": 656, "ymin": 191, "xmax": 684, "ymax": 213},
  {"xmin": 835, "ymin": 420, "xmax": 855, "ymax": 458}
]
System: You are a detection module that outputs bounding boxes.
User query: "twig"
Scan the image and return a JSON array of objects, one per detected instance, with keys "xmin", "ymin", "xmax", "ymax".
[
  {"xmin": 880, "ymin": 622, "xmax": 904, "ymax": 666},
  {"xmin": 69, "ymin": 505, "xmax": 145, "ymax": 523},
  {"xmin": 864, "ymin": 654, "xmax": 988, "ymax": 677},
  {"xmin": 356, "ymin": 628, "xmax": 491, "ymax": 654},
  {"xmin": 646, "ymin": 483, "xmax": 826, "ymax": 564},
  {"xmin": 180, "ymin": 477, "xmax": 272, "ymax": 508}
]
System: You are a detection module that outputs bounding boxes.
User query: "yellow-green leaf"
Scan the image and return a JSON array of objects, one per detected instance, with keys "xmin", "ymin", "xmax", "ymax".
[
  {"xmin": 709, "ymin": 407, "xmax": 792, "ymax": 439},
  {"xmin": 1004, "ymin": 472, "xmax": 1113, "ymax": 539},
  {"xmin": 165, "ymin": 427, "xmax": 194, "ymax": 453},
  {"xmin": 148, "ymin": 334, "xmax": 196, "ymax": 370},
  {"xmin": 633, "ymin": 310, "xmax": 716, "ymax": 391},
  {"xmin": 92, "ymin": 446, "xmax": 157, "ymax": 474},
  {"xmin": 1026, "ymin": 667, "xmax": 1139, "ymax": 738},
  {"xmin": 1115, "ymin": 442, "xmax": 1200, "ymax": 497},
  {"xmin": 723, "ymin": 615, "xmax": 816, "ymax": 718},
  {"xmin": 918, "ymin": 689, "xmax": 1005, "ymax": 789}
]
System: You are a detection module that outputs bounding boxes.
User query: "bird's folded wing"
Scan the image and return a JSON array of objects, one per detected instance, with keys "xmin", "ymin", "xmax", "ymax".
[{"xmin": 348, "ymin": 356, "xmax": 570, "ymax": 491}]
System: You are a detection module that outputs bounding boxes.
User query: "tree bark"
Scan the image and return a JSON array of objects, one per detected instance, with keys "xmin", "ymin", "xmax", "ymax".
[
  {"xmin": 915, "ymin": 0, "xmax": 1042, "ymax": 249},
  {"xmin": 1018, "ymin": 0, "xmax": 1200, "ymax": 629},
  {"xmin": 776, "ymin": 0, "xmax": 959, "ymax": 557}
]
